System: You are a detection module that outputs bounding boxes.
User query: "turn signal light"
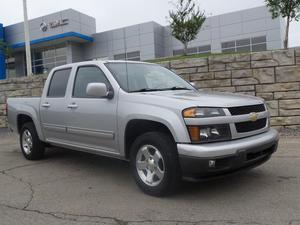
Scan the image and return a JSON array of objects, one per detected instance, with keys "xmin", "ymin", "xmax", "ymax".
[
  {"xmin": 183, "ymin": 108, "xmax": 196, "ymax": 118},
  {"xmin": 183, "ymin": 107, "xmax": 225, "ymax": 118},
  {"xmin": 187, "ymin": 126, "xmax": 200, "ymax": 142}
]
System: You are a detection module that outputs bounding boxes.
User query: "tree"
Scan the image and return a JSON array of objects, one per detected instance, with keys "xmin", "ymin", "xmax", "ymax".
[
  {"xmin": 265, "ymin": 0, "xmax": 300, "ymax": 49},
  {"xmin": 0, "ymin": 39, "xmax": 5, "ymax": 53},
  {"xmin": 0, "ymin": 39, "xmax": 11, "ymax": 57},
  {"xmin": 169, "ymin": 0, "xmax": 206, "ymax": 55}
]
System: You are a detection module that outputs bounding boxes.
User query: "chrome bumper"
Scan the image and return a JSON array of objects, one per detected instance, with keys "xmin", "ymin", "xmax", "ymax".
[{"xmin": 177, "ymin": 128, "xmax": 279, "ymax": 158}]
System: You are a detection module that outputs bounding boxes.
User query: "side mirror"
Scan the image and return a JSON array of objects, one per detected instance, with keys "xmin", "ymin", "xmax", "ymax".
[
  {"xmin": 189, "ymin": 81, "xmax": 197, "ymax": 89},
  {"xmin": 86, "ymin": 83, "xmax": 113, "ymax": 99}
]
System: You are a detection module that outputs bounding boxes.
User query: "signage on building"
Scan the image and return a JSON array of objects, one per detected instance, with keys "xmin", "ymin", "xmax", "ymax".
[{"xmin": 40, "ymin": 19, "xmax": 69, "ymax": 32}]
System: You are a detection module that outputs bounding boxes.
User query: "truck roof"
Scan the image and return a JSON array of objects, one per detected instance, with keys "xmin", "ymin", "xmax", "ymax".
[{"xmin": 54, "ymin": 60, "xmax": 153, "ymax": 70}]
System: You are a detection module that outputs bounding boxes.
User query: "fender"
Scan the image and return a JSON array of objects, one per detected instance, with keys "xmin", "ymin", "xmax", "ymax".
[
  {"xmin": 118, "ymin": 102, "xmax": 190, "ymax": 157},
  {"xmin": 16, "ymin": 105, "xmax": 45, "ymax": 142}
]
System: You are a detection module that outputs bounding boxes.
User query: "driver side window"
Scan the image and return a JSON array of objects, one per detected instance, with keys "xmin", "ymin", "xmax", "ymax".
[{"xmin": 73, "ymin": 66, "xmax": 110, "ymax": 98}]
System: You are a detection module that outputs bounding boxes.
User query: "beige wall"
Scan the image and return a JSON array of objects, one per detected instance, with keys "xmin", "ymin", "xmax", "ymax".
[
  {"xmin": 0, "ymin": 48, "xmax": 300, "ymax": 129},
  {"xmin": 158, "ymin": 48, "xmax": 300, "ymax": 130},
  {"xmin": 0, "ymin": 75, "xmax": 47, "ymax": 128}
]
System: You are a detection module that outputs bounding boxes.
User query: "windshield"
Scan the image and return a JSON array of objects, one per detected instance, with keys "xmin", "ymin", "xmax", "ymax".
[{"xmin": 105, "ymin": 62, "xmax": 194, "ymax": 93}]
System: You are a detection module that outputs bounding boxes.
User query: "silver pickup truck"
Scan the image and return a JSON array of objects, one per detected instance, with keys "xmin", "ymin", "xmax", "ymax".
[{"xmin": 7, "ymin": 60, "xmax": 279, "ymax": 196}]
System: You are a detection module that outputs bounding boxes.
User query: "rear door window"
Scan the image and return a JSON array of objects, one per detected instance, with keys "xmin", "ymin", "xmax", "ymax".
[{"xmin": 47, "ymin": 68, "xmax": 71, "ymax": 98}]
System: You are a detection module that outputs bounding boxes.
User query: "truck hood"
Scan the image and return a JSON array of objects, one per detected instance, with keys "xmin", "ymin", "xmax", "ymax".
[{"xmin": 139, "ymin": 90, "xmax": 264, "ymax": 108}]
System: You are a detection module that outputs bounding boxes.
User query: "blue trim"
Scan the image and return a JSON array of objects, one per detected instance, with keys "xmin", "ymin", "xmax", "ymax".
[
  {"xmin": 12, "ymin": 32, "xmax": 93, "ymax": 49},
  {"xmin": 0, "ymin": 23, "xmax": 6, "ymax": 80},
  {"xmin": 0, "ymin": 23, "xmax": 4, "ymax": 40}
]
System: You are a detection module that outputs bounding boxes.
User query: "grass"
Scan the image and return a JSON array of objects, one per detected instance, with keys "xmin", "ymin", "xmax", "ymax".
[
  {"xmin": 146, "ymin": 50, "xmax": 264, "ymax": 63},
  {"xmin": 147, "ymin": 53, "xmax": 213, "ymax": 63}
]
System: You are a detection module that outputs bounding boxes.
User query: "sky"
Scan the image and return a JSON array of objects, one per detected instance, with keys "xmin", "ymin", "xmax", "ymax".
[{"xmin": 0, "ymin": 0, "xmax": 299, "ymax": 46}]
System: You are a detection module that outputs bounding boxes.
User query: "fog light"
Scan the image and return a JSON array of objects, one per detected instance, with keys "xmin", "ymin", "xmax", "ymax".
[{"xmin": 209, "ymin": 160, "xmax": 216, "ymax": 168}]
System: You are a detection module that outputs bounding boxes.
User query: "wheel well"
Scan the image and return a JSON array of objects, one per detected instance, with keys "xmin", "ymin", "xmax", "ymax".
[
  {"xmin": 17, "ymin": 114, "xmax": 33, "ymax": 133},
  {"xmin": 124, "ymin": 119, "xmax": 174, "ymax": 159}
]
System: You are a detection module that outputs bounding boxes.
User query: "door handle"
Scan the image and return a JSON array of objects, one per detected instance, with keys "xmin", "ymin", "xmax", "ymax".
[
  {"xmin": 67, "ymin": 103, "xmax": 78, "ymax": 109},
  {"xmin": 42, "ymin": 103, "xmax": 50, "ymax": 108}
]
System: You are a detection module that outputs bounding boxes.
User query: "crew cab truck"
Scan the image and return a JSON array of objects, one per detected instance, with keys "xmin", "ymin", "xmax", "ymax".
[{"xmin": 7, "ymin": 61, "xmax": 279, "ymax": 196}]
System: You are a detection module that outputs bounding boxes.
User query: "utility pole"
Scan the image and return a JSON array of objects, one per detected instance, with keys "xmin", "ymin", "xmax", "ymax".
[{"xmin": 23, "ymin": 0, "xmax": 32, "ymax": 76}]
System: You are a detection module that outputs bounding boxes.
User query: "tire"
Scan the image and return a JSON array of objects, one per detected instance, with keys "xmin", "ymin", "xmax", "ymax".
[
  {"xmin": 130, "ymin": 132, "xmax": 181, "ymax": 196},
  {"xmin": 20, "ymin": 122, "xmax": 45, "ymax": 160}
]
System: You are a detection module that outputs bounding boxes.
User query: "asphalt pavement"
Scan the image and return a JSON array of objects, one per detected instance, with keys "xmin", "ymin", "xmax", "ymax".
[{"xmin": 0, "ymin": 131, "xmax": 299, "ymax": 225}]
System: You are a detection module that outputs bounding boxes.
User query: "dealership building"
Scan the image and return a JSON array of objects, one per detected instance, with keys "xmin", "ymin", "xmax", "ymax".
[{"xmin": 0, "ymin": 6, "xmax": 284, "ymax": 79}]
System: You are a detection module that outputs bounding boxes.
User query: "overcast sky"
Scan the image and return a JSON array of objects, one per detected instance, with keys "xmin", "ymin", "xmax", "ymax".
[{"xmin": 0, "ymin": 0, "xmax": 299, "ymax": 46}]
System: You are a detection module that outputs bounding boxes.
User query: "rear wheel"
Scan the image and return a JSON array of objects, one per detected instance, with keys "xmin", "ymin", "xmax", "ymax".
[
  {"xmin": 20, "ymin": 122, "xmax": 45, "ymax": 160},
  {"xmin": 130, "ymin": 132, "xmax": 181, "ymax": 196}
]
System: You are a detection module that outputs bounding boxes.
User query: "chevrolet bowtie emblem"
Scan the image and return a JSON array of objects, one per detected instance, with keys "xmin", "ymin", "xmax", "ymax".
[{"xmin": 249, "ymin": 112, "xmax": 258, "ymax": 122}]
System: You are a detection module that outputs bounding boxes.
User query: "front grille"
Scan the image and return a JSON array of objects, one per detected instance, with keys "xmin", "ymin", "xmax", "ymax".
[
  {"xmin": 228, "ymin": 104, "xmax": 266, "ymax": 115},
  {"xmin": 235, "ymin": 118, "xmax": 267, "ymax": 133}
]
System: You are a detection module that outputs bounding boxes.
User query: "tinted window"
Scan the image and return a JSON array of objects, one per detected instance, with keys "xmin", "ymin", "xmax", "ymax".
[
  {"xmin": 252, "ymin": 43, "xmax": 267, "ymax": 52},
  {"xmin": 113, "ymin": 51, "xmax": 140, "ymax": 61},
  {"xmin": 222, "ymin": 41, "xmax": 235, "ymax": 49},
  {"xmin": 114, "ymin": 53, "xmax": 126, "ymax": 60},
  {"xmin": 47, "ymin": 69, "xmax": 71, "ymax": 97},
  {"xmin": 236, "ymin": 38, "xmax": 250, "ymax": 46},
  {"xmin": 187, "ymin": 47, "xmax": 198, "ymax": 54},
  {"xmin": 73, "ymin": 66, "xmax": 110, "ymax": 98},
  {"xmin": 198, "ymin": 45, "xmax": 211, "ymax": 53},
  {"xmin": 252, "ymin": 36, "xmax": 266, "ymax": 44},
  {"xmin": 173, "ymin": 49, "xmax": 184, "ymax": 56},
  {"xmin": 127, "ymin": 51, "xmax": 140, "ymax": 58},
  {"xmin": 237, "ymin": 46, "xmax": 250, "ymax": 52}
]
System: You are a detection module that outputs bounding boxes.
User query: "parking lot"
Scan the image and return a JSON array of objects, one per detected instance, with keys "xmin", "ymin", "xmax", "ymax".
[{"xmin": 0, "ymin": 131, "xmax": 299, "ymax": 225}]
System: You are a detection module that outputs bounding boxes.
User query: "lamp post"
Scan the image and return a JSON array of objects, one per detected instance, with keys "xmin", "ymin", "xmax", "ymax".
[{"xmin": 23, "ymin": 0, "xmax": 32, "ymax": 76}]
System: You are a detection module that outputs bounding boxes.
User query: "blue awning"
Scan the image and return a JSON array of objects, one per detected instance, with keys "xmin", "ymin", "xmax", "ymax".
[{"xmin": 12, "ymin": 32, "xmax": 93, "ymax": 49}]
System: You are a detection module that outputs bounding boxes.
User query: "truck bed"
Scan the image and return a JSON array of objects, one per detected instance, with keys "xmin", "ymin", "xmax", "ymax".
[{"xmin": 7, "ymin": 97, "xmax": 41, "ymax": 133}]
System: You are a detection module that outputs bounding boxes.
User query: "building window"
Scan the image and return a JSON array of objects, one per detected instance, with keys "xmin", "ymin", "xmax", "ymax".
[
  {"xmin": 198, "ymin": 45, "xmax": 211, "ymax": 53},
  {"xmin": 32, "ymin": 45, "xmax": 67, "ymax": 75},
  {"xmin": 187, "ymin": 47, "xmax": 198, "ymax": 54},
  {"xmin": 114, "ymin": 51, "xmax": 140, "ymax": 61},
  {"xmin": 221, "ymin": 36, "xmax": 267, "ymax": 53},
  {"xmin": 173, "ymin": 49, "xmax": 185, "ymax": 56},
  {"xmin": 173, "ymin": 45, "xmax": 211, "ymax": 56},
  {"xmin": 114, "ymin": 53, "xmax": 126, "ymax": 60},
  {"xmin": 251, "ymin": 36, "xmax": 267, "ymax": 52},
  {"xmin": 6, "ymin": 58, "xmax": 16, "ymax": 78},
  {"xmin": 252, "ymin": 43, "xmax": 267, "ymax": 52},
  {"xmin": 221, "ymin": 41, "xmax": 235, "ymax": 50}
]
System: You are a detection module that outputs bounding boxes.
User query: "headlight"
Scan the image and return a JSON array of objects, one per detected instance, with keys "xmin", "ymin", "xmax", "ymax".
[
  {"xmin": 187, "ymin": 124, "xmax": 231, "ymax": 143},
  {"xmin": 183, "ymin": 107, "xmax": 225, "ymax": 118}
]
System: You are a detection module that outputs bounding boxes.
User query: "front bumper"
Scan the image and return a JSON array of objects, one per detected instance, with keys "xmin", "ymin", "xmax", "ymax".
[{"xmin": 177, "ymin": 128, "xmax": 279, "ymax": 178}]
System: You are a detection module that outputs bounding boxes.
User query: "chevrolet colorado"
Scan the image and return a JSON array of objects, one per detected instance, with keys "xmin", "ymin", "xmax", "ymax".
[{"xmin": 7, "ymin": 60, "xmax": 279, "ymax": 196}]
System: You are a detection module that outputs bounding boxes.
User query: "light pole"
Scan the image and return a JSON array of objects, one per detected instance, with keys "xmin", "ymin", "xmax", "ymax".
[{"xmin": 23, "ymin": 0, "xmax": 32, "ymax": 76}]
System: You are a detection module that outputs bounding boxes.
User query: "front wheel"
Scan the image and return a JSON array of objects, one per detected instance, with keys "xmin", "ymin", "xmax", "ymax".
[
  {"xmin": 130, "ymin": 132, "xmax": 181, "ymax": 196},
  {"xmin": 20, "ymin": 122, "xmax": 45, "ymax": 160}
]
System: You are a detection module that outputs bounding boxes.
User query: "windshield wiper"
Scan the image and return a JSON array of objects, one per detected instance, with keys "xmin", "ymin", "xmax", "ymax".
[
  {"xmin": 162, "ymin": 86, "xmax": 192, "ymax": 91},
  {"xmin": 130, "ymin": 87, "xmax": 192, "ymax": 93},
  {"xmin": 130, "ymin": 88, "xmax": 163, "ymax": 93}
]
